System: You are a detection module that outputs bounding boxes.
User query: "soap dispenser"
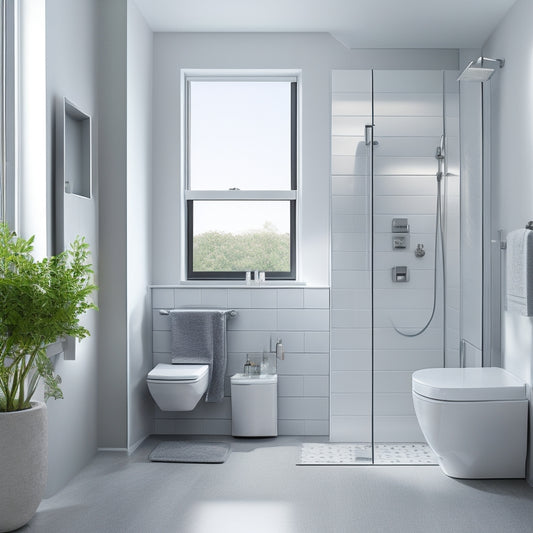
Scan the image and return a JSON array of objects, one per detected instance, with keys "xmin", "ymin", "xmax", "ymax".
[{"xmin": 275, "ymin": 339, "xmax": 284, "ymax": 361}]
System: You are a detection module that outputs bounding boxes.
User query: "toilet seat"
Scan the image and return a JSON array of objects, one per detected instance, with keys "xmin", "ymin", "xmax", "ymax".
[
  {"xmin": 147, "ymin": 363, "xmax": 209, "ymax": 383},
  {"xmin": 413, "ymin": 367, "xmax": 526, "ymax": 402}
]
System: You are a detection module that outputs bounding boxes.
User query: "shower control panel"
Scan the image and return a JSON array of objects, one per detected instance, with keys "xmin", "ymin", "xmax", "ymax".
[
  {"xmin": 392, "ymin": 218, "xmax": 409, "ymax": 250},
  {"xmin": 392, "ymin": 266, "xmax": 409, "ymax": 282}
]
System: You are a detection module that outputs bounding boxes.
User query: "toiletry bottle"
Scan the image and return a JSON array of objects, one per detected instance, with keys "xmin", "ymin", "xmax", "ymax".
[
  {"xmin": 244, "ymin": 357, "xmax": 251, "ymax": 376},
  {"xmin": 276, "ymin": 339, "xmax": 284, "ymax": 360}
]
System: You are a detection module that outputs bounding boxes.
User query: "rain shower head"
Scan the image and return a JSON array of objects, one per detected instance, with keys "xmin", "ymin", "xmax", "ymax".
[{"xmin": 457, "ymin": 56, "xmax": 505, "ymax": 82}]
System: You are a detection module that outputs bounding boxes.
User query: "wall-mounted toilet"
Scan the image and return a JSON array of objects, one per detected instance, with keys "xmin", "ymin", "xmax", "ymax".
[
  {"xmin": 147, "ymin": 363, "xmax": 209, "ymax": 411},
  {"xmin": 412, "ymin": 367, "xmax": 528, "ymax": 479}
]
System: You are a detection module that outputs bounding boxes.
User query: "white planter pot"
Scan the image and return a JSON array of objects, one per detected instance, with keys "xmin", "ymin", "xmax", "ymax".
[{"xmin": 0, "ymin": 402, "xmax": 47, "ymax": 532}]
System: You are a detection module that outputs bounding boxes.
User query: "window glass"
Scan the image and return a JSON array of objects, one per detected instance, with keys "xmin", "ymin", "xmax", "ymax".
[
  {"xmin": 190, "ymin": 200, "xmax": 292, "ymax": 274},
  {"xmin": 188, "ymin": 81, "xmax": 292, "ymax": 191}
]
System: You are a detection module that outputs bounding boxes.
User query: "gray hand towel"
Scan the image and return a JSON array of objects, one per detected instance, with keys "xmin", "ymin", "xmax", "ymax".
[{"xmin": 169, "ymin": 310, "xmax": 227, "ymax": 402}]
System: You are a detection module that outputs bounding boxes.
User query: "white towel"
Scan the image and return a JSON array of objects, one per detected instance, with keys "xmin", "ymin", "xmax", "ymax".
[{"xmin": 506, "ymin": 228, "xmax": 533, "ymax": 316}]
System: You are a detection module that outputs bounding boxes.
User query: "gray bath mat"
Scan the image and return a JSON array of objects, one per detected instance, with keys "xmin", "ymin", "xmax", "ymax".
[{"xmin": 149, "ymin": 441, "xmax": 231, "ymax": 463}]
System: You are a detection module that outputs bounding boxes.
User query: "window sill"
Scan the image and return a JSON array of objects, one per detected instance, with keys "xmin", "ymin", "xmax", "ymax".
[{"xmin": 150, "ymin": 281, "xmax": 329, "ymax": 289}]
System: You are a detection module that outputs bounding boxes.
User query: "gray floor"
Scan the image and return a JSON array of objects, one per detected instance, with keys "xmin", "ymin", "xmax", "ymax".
[{"xmin": 22, "ymin": 436, "xmax": 533, "ymax": 533}]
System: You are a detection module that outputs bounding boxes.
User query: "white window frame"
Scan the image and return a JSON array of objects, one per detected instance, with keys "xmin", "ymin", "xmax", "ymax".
[
  {"xmin": 180, "ymin": 69, "xmax": 300, "ymax": 281},
  {"xmin": 0, "ymin": 0, "xmax": 17, "ymax": 229}
]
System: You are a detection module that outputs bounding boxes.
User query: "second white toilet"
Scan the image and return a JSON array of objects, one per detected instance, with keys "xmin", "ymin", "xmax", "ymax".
[{"xmin": 412, "ymin": 367, "xmax": 528, "ymax": 479}]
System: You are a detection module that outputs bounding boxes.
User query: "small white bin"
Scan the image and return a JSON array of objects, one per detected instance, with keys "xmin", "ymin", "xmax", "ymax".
[{"xmin": 231, "ymin": 374, "xmax": 278, "ymax": 437}]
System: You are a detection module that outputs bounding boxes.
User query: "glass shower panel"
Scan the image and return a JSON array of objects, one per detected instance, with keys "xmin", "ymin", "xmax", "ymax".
[
  {"xmin": 372, "ymin": 70, "xmax": 449, "ymax": 450},
  {"xmin": 330, "ymin": 70, "xmax": 373, "ymax": 461},
  {"xmin": 329, "ymin": 69, "xmax": 460, "ymax": 464}
]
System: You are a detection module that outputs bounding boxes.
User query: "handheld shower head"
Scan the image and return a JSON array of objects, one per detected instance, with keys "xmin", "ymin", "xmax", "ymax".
[{"xmin": 457, "ymin": 56, "xmax": 505, "ymax": 82}]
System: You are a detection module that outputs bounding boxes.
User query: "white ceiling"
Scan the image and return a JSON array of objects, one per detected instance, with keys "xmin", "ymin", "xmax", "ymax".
[{"xmin": 133, "ymin": 0, "xmax": 517, "ymax": 49}]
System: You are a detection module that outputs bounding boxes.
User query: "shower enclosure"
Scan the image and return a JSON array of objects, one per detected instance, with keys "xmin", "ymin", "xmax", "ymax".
[{"xmin": 330, "ymin": 70, "xmax": 460, "ymax": 462}]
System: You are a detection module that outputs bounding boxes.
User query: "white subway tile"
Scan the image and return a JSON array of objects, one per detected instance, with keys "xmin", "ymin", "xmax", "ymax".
[
  {"xmin": 303, "ymin": 289, "xmax": 329, "ymax": 308},
  {"xmin": 374, "ymin": 393, "xmax": 415, "ymax": 416},
  {"xmin": 373, "ymin": 70, "xmax": 443, "ymax": 93},
  {"xmin": 332, "ymin": 233, "xmax": 369, "ymax": 253},
  {"xmin": 305, "ymin": 420, "xmax": 329, "ymax": 436},
  {"xmin": 332, "ymin": 214, "xmax": 368, "ymax": 234},
  {"xmin": 277, "ymin": 309, "xmax": 329, "ymax": 331},
  {"xmin": 331, "ymin": 350, "xmax": 372, "ymax": 371},
  {"xmin": 332, "ymin": 136, "xmax": 366, "ymax": 156},
  {"xmin": 227, "ymin": 289, "xmax": 252, "ymax": 309},
  {"xmin": 176, "ymin": 398, "xmax": 232, "ymax": 419},
  {"xmin": 373, "ymin": 288, "xmax": 439, "ymax": 309},
  {"xmin": 331, "ymin": 70, "xmax": 372, "ymax": 92},
  {"xmin": 331, "ymin": 155, "xmax": 369, "ymax": 175},
  {"xmin": 332, "ymin": 271, "xmax": 371, "ymax": 289},
  {"xmin": 331, "ymin": 370, "xmax": 372, "ymax": 393},
  {"xmin": 331, "ymin": 289, "xmax": 371, "ymax": 310},
  {"xmin": 332, "ymin": 195, "xmax": 368, "ymax": 215},
  {"xmin": 372, "ymin": 268, "xmax": 435, "ymax": 289},
  {"xmin": 277, "ymin": 354, "xmax": 329, "ymax": 375},
  {"xmin": 251, "ymin": 289, "xmax": 277, "ymax": 308},
  {"xmin": 278, "ymin": 397, "xmax": 329, "ymax": 420},
  {"xmin": 332, "ymin": 252, "xmax": 369, "ymax": 271},
  {"xmin": 331, "ymin": 329, "xmax": 371, "ymax": 350},
  {"xmin": 168, "ymin": 419, "xmax": 231, "ymax": 435},
  {"xmin": 278, "ymin": 375, "xmax": 304, "ymax": 397},
  {"xmin": 374, "ymin": 195, "xmax": 438, "ymax": 215},
  {"xmin": 277, "ymin": 289, "xmax": 304, "ymax": 308},
  {"xmin": 153, "ymin": 353, "xmax": 170, "ymax": 366},
  {"xmin": 226, "ymin": 353, "xmax": 248, "ymax": 375},
  {"xmin": 278, "ymin": 420, "xmax": 305, "ymax": 435},
  {"xmin": 373, "ymin": 327, "xmax": 443, "ymax": 350},
  {"xmin": 374, "ymin": 116, "xmax": 443, "ymax": 138},
  {"xmin": 374, "ymin": 156, "xmax": 436, "ymax": 176},
  {"xmin": 227, "ymin": 309, "xmax": 277, "ymax": 331},
  {"xmin": 374, "ymin": 93, "xmax": 443, "ymax": 117},
  {"xmin": 227, "ymin": 331, "xmax": 271, "ymax": 353},
  {"xmin": 153, "ymin": 309, "xmax": 170, "ymax": 331},
  {"xmin": 330, "ymin": 416, "xmax": 371, "ymax": 442},
  {"xmin": 331, "ymin": 176, "xmax": 368, "ymax": 196},
  {"xmin": 331, "ymin": 116, "xmax": 368, "ymax": 137},
  {"xmin": 373, "ymin": 416, "xmax": 424, "ymax": 442},
  {"xmin": 269, "ymin": 331, "xmax": 305, "ymax": 352},
  {"xmin": 374, "ymin": 371, "xmax": 415, "ymax": 393},
  {"xmin": 152, "ymin": 288, "xmax": 174, "ymax": 309},
  {"xmin": 305, "ymin": 331, "xmax": 330, "ymax": 352},
  {"xmin": 331, "ymin": 93, "xmax": 371, "ymax": 116},
  {"xmin": 153, "ymin": 330, "xmax": 171, "ymax": 353},
  {"xmin": 331, "ymin": 393, "xmax": 371, "ymax": 416},
  {"xmin": 174, "ymin": 288, "xmax": 202, "ymax": 306},
  {"xmin": 373, "ymin": 175, "xmax": 437, "ymax": 196},
  {"xmin": 331, "ymin": 309, "xmax": 372, "ymax": 329},
  {"xmin": 374, "ymin": 349, "xmax": 443, "ymax": 371},
  {"xmin": 304, "ymin": 376, "xmax": 329, "ymax": 397},
  {"xmin": 200, "ymin": 289, "xmax": 228, "ymax": 307},
  {"xmin": 153, "ymin": 419, "xmax": 176, "ymax": 434}
]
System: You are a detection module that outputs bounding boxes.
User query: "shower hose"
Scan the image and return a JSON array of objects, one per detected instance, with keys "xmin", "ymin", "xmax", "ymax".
[{"xmin": 392, "ymin": 176, "xmax": 445, "ymax": 337}]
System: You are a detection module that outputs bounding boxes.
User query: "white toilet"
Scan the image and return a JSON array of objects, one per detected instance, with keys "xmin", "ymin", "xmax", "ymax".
[
  {"xmin": 147, "ymin": 363, "xmax": 209, "ymax": 411},
  {"xmin": 412, "ymin": 367, "xmax": 528, "ymax": 479}
]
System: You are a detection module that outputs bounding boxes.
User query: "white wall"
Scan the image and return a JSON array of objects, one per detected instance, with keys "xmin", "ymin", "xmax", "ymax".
[
  {"xmin": 126, "ymin": 0, "xmax": 154, "ymax": 449},
  {"xmin": 45, "ymin": 0, "xmax": 99, "ymax": 495},
  {"xmin": 151, "ymin": 32, "xmax": 458, "ymax": 286},
  {"xmin": 482, "ymin": 0, "xmax": 533, "ymax": 483}
]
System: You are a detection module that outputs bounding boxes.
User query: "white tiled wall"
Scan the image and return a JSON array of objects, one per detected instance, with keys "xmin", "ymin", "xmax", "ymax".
[
  {"xmin": 330, "ymin": 70, "xmax": 460, "ymax": 443},
  {"xmin": 151, "ymin": 287, "xmax": 330, "ymax": 436}
]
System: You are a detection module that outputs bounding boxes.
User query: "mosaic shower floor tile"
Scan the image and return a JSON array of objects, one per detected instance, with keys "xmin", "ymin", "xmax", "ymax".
[{"xmin": 298, "ymin": 442, "xmax": 438, "ymax": 465}]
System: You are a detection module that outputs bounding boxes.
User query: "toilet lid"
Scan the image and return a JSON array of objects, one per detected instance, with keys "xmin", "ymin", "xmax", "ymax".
[
  {"xmin": 412, "ymin": 367, "xmax": 527, "ymax": 401},
  {"xmin": 148, "ymin": 364, "xmax": 209, "ymax": 381}
]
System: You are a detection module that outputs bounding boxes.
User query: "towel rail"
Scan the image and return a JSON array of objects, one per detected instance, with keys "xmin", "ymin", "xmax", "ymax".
[{"xmin": 159, "ymin": 308, "xmax": 237, "ymax": 318}]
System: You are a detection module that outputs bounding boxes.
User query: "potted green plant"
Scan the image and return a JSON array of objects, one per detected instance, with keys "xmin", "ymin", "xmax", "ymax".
[{"xmin": 0, "ymin": 222, "xmax": 97, "ymax": 532}]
